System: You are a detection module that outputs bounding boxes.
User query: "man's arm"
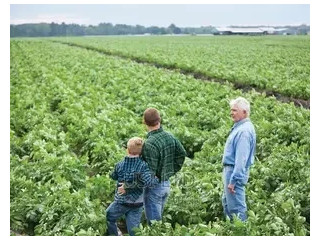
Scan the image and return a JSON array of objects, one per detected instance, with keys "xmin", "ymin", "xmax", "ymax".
[
  {"xmin": 141, "ymin": 142, "xmax": 159, "ymax": 174},
  {"xmin": 139, "ymin": 163, "xmax": 159, "ymax": 187},
  {"xmin": 173, "ymin": 138, "xmax": 187, "ymax": 174},
  {"xmin": 229, "ymin": 131, "xmax": 251, "ymax": 186}
]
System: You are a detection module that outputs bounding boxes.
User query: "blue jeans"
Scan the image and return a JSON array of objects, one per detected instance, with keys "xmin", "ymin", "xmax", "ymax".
[
  {"xmin": 106, "ymin": 201, "xmax": 143, "ymax": 236},
  {"xmin": 143, "ymin": 180, "xmax": 170, "ymax": 225},
  {"xmin": 222, "ymin": 166, "xmax": 249, "ymax": 221}
]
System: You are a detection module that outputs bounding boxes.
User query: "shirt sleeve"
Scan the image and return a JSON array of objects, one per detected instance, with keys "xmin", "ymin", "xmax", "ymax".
[
  {"xmin": 139, "ymin": 163, "xmax": 159, "ymax": 187},
  {"xmin": 122, "ymin": 163, "xmax": 159, "ymax": 189},
  {"xmin": 109, "ymin": 164, "xmax": 119, "ymax": 180},
  {"xmin": 173, "ymin": 138, "xmax": 187, "ymax": 174},
  {"xmin": 141, "ymin": 142, "xmax": 159, "ymax": 174},
  {"xmin": 230, "ymin": 131, "xmax": 251, "ymax": 185}
]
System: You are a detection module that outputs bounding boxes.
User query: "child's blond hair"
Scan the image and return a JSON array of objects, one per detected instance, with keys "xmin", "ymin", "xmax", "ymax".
[{"xmin": 127, "ymin": 137, "xmax": 144, "ymax": 155}]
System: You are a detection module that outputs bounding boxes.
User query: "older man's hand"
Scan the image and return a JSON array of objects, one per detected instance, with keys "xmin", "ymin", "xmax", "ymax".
[{"xmin": 228, "ymin": 184, "xmax": 236, "ymax": 194}]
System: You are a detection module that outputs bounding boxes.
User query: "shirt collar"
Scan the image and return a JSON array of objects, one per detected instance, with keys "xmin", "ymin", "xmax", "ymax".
[
  {"xmin": 147, "ymin": 126, "xmax": 163, "ymax": 137},
  {"xmin": 232, "ymin": 118, "xmax": 250, "ymax": 130},
  {"xmin": 124, "ymin": 156, "xmax": 141, "ymax": 161}
]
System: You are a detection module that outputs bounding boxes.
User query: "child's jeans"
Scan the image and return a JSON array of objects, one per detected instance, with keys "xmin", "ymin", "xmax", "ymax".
[{"xmin": 106, "ymin": 201, "xmax": 143, "ymax": 236}]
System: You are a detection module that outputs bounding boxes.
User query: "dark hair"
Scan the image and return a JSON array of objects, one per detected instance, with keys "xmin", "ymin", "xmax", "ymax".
[{"xmin": 143, "ymin": 108, "xmax": 161, "ymax": 126}]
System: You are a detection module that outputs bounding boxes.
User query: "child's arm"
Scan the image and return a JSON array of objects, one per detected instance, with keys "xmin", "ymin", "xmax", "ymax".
[
  {"xmin": 109, "ymin": 164, "xmax": 119, "ymax": 180},
  {"xmin": 117, "ymin": 163, "xmax": 158, "ymax": 194}
]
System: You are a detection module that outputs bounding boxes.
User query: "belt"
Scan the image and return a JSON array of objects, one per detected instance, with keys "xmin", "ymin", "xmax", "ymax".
[
  {"xmin": 121, "ymin": 202, "xmax": 143, "ymax": 208},
  {"xmin": 223, "ymin": 164, "xmax": 234, "ymax": 167}
]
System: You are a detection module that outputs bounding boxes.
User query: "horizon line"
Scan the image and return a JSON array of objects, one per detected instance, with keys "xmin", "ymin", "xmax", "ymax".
[{"xmin": 10, "ymin": 21, "xmax": 310, "ymax": 28}]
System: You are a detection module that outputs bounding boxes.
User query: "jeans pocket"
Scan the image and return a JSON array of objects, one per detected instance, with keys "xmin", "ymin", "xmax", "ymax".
[{"xmin": 148, "ymin": 187, "xmax": 162, "ymax": 202}]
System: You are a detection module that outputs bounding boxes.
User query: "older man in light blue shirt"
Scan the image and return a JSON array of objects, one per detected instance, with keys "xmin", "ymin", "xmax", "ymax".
[{"xmin": 222, "ymin": 97, "xmax": 256, "ymax": 221}]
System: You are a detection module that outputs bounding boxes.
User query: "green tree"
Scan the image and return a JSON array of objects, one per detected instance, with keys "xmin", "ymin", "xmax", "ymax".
[{"xmin": 168, "ymin": 23, "xmax": 181, "ymax": 34}]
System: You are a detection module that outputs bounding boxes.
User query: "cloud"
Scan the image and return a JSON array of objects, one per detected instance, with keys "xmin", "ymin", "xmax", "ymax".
[{"xmin": 10, "ymin": 14, "xmax": 90, "ymax": 25}]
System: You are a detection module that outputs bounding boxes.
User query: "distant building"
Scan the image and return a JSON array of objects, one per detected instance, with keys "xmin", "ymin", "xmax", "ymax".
[
  {"xmin": 215, "ymin": 27, "xmax": 265, "ymax": 35},
  {"xmin": 272, "ymin": 28, "xmax": 289, "ymax": 35},
  {"xmin": 215, "ymin": 27, "xmax": 288, "ymax": 35}
]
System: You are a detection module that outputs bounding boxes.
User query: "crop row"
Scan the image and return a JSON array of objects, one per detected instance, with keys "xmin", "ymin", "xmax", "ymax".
[
  {"xmin": 10, "ymin": 39, "xmax": 309, "ymax": 236},
  {"xmin": 52, "ymin": 35, "xmax": 310, "ymax": 99}
]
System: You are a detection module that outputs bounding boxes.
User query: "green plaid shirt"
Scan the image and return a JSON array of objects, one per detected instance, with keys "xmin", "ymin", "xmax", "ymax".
[{"xmin": 141, "ymin": 126, "xmax": 187, "ymax": 181}]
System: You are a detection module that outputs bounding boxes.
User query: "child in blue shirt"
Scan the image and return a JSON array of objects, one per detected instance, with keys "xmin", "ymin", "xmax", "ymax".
[{"xmin": 106, "ymin": 137, "xmax": 158, "ymax": 236}]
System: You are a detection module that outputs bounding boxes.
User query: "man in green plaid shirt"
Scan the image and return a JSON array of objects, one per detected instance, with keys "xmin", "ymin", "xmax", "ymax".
[{"xmin": 141, "ymin": 107, "xmax": 186, "ymax": 224}]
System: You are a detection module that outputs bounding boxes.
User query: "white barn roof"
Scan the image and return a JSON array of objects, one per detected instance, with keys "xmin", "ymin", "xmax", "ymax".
[
  {"xmin": 216, "ymin": 27, "xmax": 268, "ymax": 33},
  {"xmin": 230, "ymin": 28, "xmax": 264, "ymax": 33}
]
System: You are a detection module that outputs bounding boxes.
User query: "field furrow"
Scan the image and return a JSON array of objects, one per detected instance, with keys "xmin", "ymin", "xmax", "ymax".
[{"xmin": 50, "ymin": 35, "xmax": 310, "ymax": 100}]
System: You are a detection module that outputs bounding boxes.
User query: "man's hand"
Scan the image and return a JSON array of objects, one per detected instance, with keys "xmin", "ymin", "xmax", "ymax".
[
  {"xmin": 228, "ymin": 184, "xmax": 236, "ymax": 194},
  {"xmin": 117, "ymin": 182, "xmax": 126, "ymax": 195}
]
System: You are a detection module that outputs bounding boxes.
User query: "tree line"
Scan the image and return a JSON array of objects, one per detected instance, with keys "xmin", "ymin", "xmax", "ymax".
[{"xmin": 10, "ymin": 22, "xmax": 218, "ymax": 37}]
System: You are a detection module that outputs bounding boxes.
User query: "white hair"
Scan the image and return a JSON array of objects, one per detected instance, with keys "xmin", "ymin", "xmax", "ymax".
[{"xmin": 230, "ymin": 97, "xmax": 250, "ymax": 116}]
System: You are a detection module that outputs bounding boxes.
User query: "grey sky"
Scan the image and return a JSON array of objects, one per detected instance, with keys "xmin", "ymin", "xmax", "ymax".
[{"xmin": 10, "ymin": 4, "xmax": 310, "ymax": 27}]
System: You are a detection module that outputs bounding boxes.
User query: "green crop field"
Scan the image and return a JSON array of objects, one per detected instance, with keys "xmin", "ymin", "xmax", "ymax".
[
  {"xmin": 10, "ymin": 36, "xmax": 310, "ymax": 236},
  {"xmin": 53, "ymin": 35, "xmax": 310, "ymax": 100}
]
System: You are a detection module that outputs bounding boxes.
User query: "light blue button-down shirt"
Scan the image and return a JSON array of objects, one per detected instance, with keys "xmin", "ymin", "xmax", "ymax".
[{"xmin": 222, "ymin": 118, "xmax": 256, "ymax": 185}]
